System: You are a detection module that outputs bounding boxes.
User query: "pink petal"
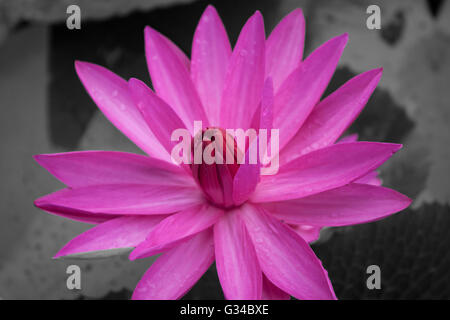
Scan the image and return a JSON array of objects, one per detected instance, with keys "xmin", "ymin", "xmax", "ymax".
[
  {"xmin": 217, "ymin": 164, "xmax": 235, "ymax": 208},
  {"xmin": 249, "ymin": 77, "xmax": 274, "ymax": 132},
  {"xmin": 259, "ymin": 78, "xmax": 274, "ymax": 131},
  {"xmin": 338, "ymin": 135, "xmax": 384, "ymax": 186},
  {"xmin": 261, "ymin": 275, "xmax": 290, "ymax": 300},
  {"xmin": 266, "ymin": 9, "xmax": 305, "ymax": 91},
  {"xmin": 130, "ymin": 205, "xmax": 223, "ymax": 260},
  {"xmin": 262, "ymin": 183, "xmax": 411, "ymax": 227},
  {"xmin": 145, "ymin": 27, "xmax": 208, "ymax": 133},
  {"xmin": 251, "ymin": 142, "xmax": 401, "ymax": 203},
  {"xmin": 191, "ymin": 5, "xmax": 231, "ymax": 126},
  {"xmin": 54, "ymin": 215, "xmax": 165, "ymax": 259},
  {"xmin": 38, "ymin": 208, "xmax": 114, "ymax": 225},
  {"xmin": 338, "ymin": 133, "xmax": 359, "ymax": 144},
  {"xmin": 232, "ymin": 140, "xmax": 260, "ymax": 205},
  {"xmin": 290, "ymin": 224, "xmax": 322, "ymax": 243},
  {"xmin": 241, "ymin": 204, "xmax": 336, "ymax": 300},
  {"xmin": 355, "ymin": 170, "xmax": 382, "ymax": 186},
  {"xmin": 132, "ymin": 229, "xmax": 214, "ymax": 300},
  {"xmin": 159, "ymin": 32, "xmax": 190, "ymax": 72},
  {"xmin": 214, "ymin": 210, "xmax": 262, "ymax": 299},
  {"xmin": 74, "ymin": 61, "xmax": 168, "ymax": 160},
  {"xmin": 35, "ymin": 184, "xmax": 204, "ymax": 216},
  {"xmin": 273, "ymin": 34, "xmax": 348, "ymax": 151},
  {"xmin": 338, "ymin": 134, "xmax": 382, "ymax": 186},
  {"xmin": 128, "ymin": 78, "xmax": 188, "ymax": 155},
  {"xmin": 197, "ymin": 162, "xmax": 225, "ymax": 205},
  {"xmin": 220, "ymin": 11, "xmax": 265, "ymax": 130},
  {"xmin": 233, "ymin": 78, "xmax": 273, "ymax": 205},
  {"xmin": 280, "ymin": 69, "xmax": 382, "ymax": 165},
  {"xmin": 33, "ymin": 151, "xmax": 193, "ymax": 188}
]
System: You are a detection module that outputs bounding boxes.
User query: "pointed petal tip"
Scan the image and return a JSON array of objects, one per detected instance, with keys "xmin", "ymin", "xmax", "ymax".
[
  {"xmin": 74, "ymin": 60, "xmax": 86, "ymax": 74},
  {"xmin": 361, "ymin": 68, "xmax": 383, "ymax": 82},
  {"xmin": 200, "ymin": 5, "xmax": 223, "ymax": 27},
  {"xmin": 33, "ymin": 154, "xmax": 50, "ymax": 171},
  {"xmin": 399, "ymin": 192, "xmax": 413, "ymax": 207},
  {"xmin": 127, "ymin": 77, "xmax": 146, "ymax": 93},
  {"xmin": 326, "ymin": 33, "xmax": 348, "ymax": 48},
  {"xmin": 127, "ymin": 77, "xmax": 142, "ymax": 88},
  {"xmin": 239, "ymin": 10, "xmax": 264, "ymax": 33},
  {"xmin": 33, "ymin": 154, "xmax": 44, "ymax": 164},
  {"xmin": 33, "ymin": 198, "xmax": 43, "ymax": 208},
  {"xmin": 336, "ymin": 33, "xmax": 349, "ymax": 46},
  {"xmin": 404, "ymin": 196, "xmax": 413, "ymax": 207},
  {"xmin": 197, "ymin": 5, "xmax": 223, "ymax": 34},
  {"xmin": 284, "ymin": 8, "xmax": 305, "ymax": 22},
  {"xmin": 204, "ymin": 4, "xmax": 219, "ymax": 15},
  {"xmin": 74, "ymin": 59, "xmax": 87, "ymax": 66},
  {"xmin": 128, "ymin": 251, "xmax": 138, "ymax": 261},
  {"xmin": 393, "ymin": 143, "xmax": 403, "ymax": 152},
  {"xmin": 34, "ymin": 194, "xmax": 57, "ymax": 210},
  {"xmin": 34, "ymin": 198, "xmax": 52, "ymax": 213},
  {"xmin": 52, "ymin": 248, "xmax": 68, "ymax": 259},
  {"xmin": 306, "ymin": 32, "xmax": 348, "ymax": 64},
  {"xmin": 291, "ymin": 8, "xmax": 304, "ymax": 15},
  {"xmin": 373, "ymin": 142, "xmax": 403, "ymax": 153},
  {"xmin": 365, "ymin": 142, "xmax": 402, "ymax": 153},
  {"xmin": 52, "ymin": 252, "xmax": 63, "ymax": 259},
  {"xmin": 74, "ymin": 60, "xmax": 84, "ymax": 69},
  {"xmin": 365, "ymin": 67, "xmax": 383, "ymax": 76},
  {"xmin": 129, "ymin": 247, "xmax": 144, "ymax": 261},
  {"xmin": 340, "ymin": 32, "xmax": 349, "ymax": 41},
  {"xmin": 74, "ymin": 61, "xmax": 109, "ymax": 80},
  {"xmin": 74, "ymin": 60, "xmax": 95, "ymax": 73},
  {"xmin": 34, "ymin": 196, "xmax": 52, "ymax": 210},
  {"xmin": 249, "ymin": 10, "xmax": 264, "ymax": 25},
  {"xmin": 144, "ymin": 26, "xmax": 159, "ymax": 41}
]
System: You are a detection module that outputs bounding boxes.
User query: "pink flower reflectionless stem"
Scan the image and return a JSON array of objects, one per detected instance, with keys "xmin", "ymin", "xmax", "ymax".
[{"xmin": 34, "ymin": 5, "xmax": 412, "ymax": 300}]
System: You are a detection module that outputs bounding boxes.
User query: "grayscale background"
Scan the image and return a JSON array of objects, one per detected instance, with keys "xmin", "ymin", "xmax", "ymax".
[{"xmin": 0, "ymin": 0, "xmax": 449, "ymax": 299}]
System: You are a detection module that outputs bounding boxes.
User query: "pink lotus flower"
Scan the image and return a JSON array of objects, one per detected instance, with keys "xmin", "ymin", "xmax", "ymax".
[{"xmin": 34, "ymin": 6, "xmax": 411, "ymax": 300}]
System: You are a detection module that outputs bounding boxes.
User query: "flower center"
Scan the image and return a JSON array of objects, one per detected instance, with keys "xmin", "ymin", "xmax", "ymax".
[{"xmin": 191, "ymin": 128, "xmax": 242, "ymax": 208}]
